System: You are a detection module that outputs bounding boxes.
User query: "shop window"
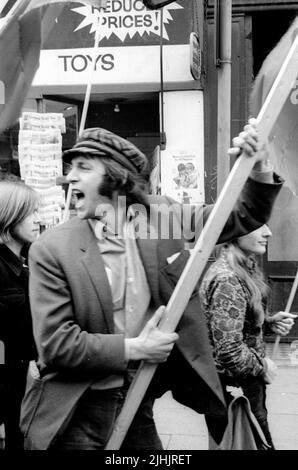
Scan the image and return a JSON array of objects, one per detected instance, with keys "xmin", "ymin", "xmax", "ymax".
[{"xmin": 0, "ymin": 123, "xmax": 21, "ymax": 180}]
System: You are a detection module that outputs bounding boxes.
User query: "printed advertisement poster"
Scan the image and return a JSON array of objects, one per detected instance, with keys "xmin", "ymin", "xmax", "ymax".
[{"xmin": 160, "ymin": 148, "xmax": 204, "ymax": 204}]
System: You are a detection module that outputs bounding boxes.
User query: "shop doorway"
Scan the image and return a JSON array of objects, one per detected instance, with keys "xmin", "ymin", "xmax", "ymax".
[
  {"xmin": 45, "ymin": 92, "xmax": 161, "ymax": 178},
  {"xmin": 86, "ymin": 93, "xmax": 160, "ymax": 178}
]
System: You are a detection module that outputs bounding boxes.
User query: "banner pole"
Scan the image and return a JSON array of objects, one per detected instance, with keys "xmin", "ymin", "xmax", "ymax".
[
  {"xmin": 79, "ymin": 11, "xmax": 103, "ymax": 134},
  {"xmin": 62, "ymin": 12, "xmax": 103, "ymax": 223},
  {"xmin": 0, "ymin": 0, "xmax": 31, "ymax": 33},
  {"xmin": 272, "ymin": 268, "xmax": 298, "ymax": 359},
  {"xmin": 104, "ymin": 33, "xmax": 298, "ymax": 451}
]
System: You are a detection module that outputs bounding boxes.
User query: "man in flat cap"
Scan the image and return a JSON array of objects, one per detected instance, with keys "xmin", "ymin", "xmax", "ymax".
[{"xmin": 21, "ymin": 120, "xmax": 283, "ymax": 450}]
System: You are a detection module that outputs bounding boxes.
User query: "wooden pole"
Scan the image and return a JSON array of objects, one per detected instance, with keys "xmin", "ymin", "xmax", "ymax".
[
  {"xmin": 62, "ymin": 11, "xmax": 103, "ymax": 223},
  {"xmin": 216, "ymin": 0, "xmax": 232, "ymax": 196},
  {"xmin": 0, "ymin": 0, "xmax": 31, "ymax": 33},
  {"xmin": 79, "ymin": 13, "xmax": 102, "ymax": 135},
  {"xmin": 104, "ymin": 33, "xmax": 298, "ymax": 450},
  {"xmin": 272, "ymin": 268, "xmax": 298, "ymax": 359},
  {"xmin": 0, "ymin": 0, "xmax": 10, "ymax": 15}
]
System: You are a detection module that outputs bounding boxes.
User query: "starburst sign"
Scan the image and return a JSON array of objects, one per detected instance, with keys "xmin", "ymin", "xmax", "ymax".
[{"xmin": 72, "ymin": 0, "xmax": 183, "ymax": 42}]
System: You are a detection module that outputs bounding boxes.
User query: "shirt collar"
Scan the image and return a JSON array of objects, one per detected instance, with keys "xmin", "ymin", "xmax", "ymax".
[
  {"xmin": 88, "ymin": 205, "xmax": 139, "ymax": 241},
  {"xmin": 89, "ymin": 218, "xmax": 118, "ymax": 241}
]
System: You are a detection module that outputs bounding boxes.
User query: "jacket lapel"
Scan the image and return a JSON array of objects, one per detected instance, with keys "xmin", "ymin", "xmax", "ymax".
[
  {"xmin": 78, "ymin": 220, "xmax": 114, "ymax": 333},
  {"xmin": 136, "ymin": 215, "xmax": 161, "ymax": 307}
]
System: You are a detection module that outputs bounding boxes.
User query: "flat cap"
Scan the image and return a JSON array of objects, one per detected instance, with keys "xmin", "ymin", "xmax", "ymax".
[{"xmin": 63, "ymin": 127, "xmax": 148, "ymax": 174}]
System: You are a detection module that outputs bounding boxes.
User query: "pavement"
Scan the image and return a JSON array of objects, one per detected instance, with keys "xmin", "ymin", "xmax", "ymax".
[
  {"xmin": 0, "ymin": 343, "xmax": 296, "ymax": 451},
  {"xmin": 153, "ymin": 342, "xmax": 298, "ymax": 450}
]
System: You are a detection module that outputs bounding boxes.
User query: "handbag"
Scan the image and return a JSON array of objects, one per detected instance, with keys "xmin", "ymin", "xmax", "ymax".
[{"xmin": 217, "ymin": 388, "xmax": 271, "ymax": 450}]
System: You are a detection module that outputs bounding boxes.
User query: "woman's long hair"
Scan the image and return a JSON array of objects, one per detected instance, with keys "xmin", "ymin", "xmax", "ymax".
[
  {"xmin": 0, "ymin": 181, "xmax": 39, "ymax": 243},
  {"xmin": 223, "ymin": 241, "xmax": 269, "ymax": 324}
]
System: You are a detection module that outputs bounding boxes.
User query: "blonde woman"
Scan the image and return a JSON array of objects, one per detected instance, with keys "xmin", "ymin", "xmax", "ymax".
[
  {"xmin": 0, "ymin": 181, "xmax": 40, "ymax": 450},
  {"xmin": 200, "ymin": 224, "xmax": 297, "ymax": 449}
]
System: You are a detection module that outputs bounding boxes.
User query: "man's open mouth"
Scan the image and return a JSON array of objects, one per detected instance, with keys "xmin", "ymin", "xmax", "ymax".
[
  {"xmin": 72, "ymin": 190, "xmax": 85, "ymax": 208},
  {"xmin": 72, "ymin": 189, "xmax": 85, "ymax": 200}
]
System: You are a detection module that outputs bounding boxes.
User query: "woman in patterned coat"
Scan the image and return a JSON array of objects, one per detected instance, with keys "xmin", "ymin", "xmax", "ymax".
[{"xmin": 199, "ymin": 224, "xmax": 297, "ymax": 449}]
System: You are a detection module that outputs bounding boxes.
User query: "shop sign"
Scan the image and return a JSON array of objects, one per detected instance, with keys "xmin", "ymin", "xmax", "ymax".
[
  {"xmin": 43, "ymin": 1, "xmax": 191, "ymax": 48},
  {"xmin": 34, "ymin": 44, "xmax": 192, "ymax": 86},
  {"xmin": 33, "ymin": 1, "xmax": 196, "ymax": 88},
  {"xmin": 71, "ymin": 0, "xmax": 183, "ymax": 42}
]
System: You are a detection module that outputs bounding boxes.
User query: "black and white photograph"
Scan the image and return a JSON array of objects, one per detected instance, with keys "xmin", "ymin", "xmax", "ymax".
[{"xmin": 0, "ymin": 0, "xmax": 298, "ymax": 458}]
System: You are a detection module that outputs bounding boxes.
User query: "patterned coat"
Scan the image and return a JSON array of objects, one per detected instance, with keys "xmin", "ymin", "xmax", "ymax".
[{"xmin": 200, "ymin": 249, "xmax": 270, "ymax": 379}]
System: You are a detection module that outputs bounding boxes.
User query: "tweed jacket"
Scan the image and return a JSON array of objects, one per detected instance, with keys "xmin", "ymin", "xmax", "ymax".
[{"xmin": 20, "ymin": 175, "xmax": 283, "ymax": 449}]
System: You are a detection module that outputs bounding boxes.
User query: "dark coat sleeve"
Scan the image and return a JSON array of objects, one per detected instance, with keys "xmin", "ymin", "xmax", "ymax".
[
  {"xmin": 159, "ymin": 173, "xmax": 283, "ymax": 244},
  {"xmin": 206, "ymin": 174, "xmax": 283, "ymax": 243},
  {"xmin": 152, "ymin": 250, "xmax": 227, "ymax": 418},
  {"xmin": 150, "ymin": 175, "xmax": 283, "ymax": 418}
]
